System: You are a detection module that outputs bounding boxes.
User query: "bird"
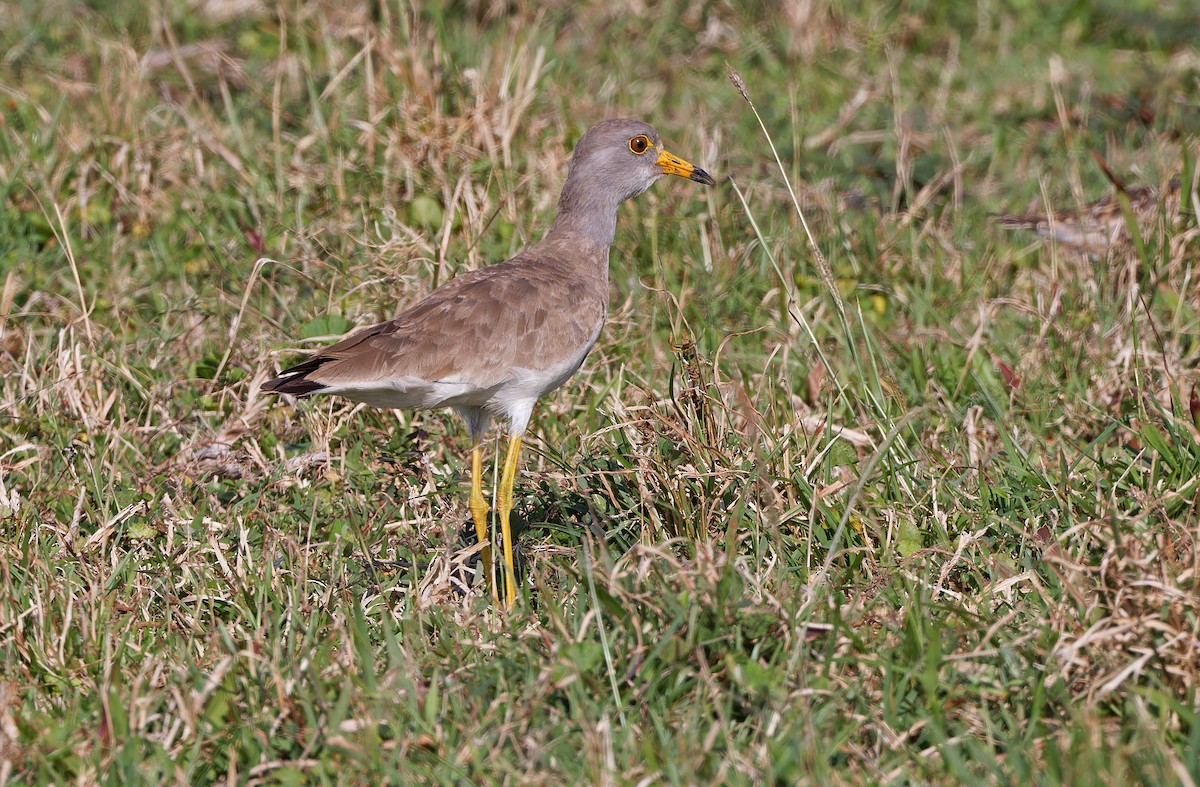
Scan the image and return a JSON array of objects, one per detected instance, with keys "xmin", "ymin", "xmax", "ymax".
[
  {"xmin": 262, "ymin": 118, "xmax": 715, "ymax": 607},
  {"xmin": 995, "ymin": 153, "xmax": 1182, "ymax": 256},
  {"xmin": 995, "ymin": 179, "xmax": 1180, "ymax": 255}
]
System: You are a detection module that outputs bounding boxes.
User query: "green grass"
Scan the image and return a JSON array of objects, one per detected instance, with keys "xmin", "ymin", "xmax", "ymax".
[{"xmin": 2, "ymin": 0, "xmax": 1199, "ymax": 783}]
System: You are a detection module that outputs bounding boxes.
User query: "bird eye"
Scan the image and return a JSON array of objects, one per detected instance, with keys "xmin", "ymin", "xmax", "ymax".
[{"xmin": 629, "ymin": 135, "xmax": 651, "ymax": 154}]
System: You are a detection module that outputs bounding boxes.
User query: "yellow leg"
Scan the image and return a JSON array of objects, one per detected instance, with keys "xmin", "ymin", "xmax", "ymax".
[
  {"xmin": 469, "ymin": 445, "xmax": 498, "ymax": 604},
  {"xmin": 496, "ymin": 435, "xmax": 523, "ymax": 608}
]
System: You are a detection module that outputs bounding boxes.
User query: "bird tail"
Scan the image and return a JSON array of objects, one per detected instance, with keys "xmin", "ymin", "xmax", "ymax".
[{"xmin": 262, "ymin": 357, "xmax": 331, "ymax": 396}]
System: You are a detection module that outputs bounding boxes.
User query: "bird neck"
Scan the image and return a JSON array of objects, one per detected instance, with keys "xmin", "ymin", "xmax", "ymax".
[{"xmin": 547, "ymin": 172, "xmax": 625, "ymax": 247}]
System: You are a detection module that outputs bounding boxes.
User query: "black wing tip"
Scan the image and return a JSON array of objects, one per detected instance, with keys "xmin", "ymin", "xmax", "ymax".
[
  {"xmin": 991, "ymin": 212, "xmax": 1040, "ymax": 229},
  {"xmin": 263, "ymin": 356, "xmax": 332, "ymax": 396},
  {"xmin": 262, "ymin": 353, "xmax": 336, "ymax": 397},
  {"xmin": 262, "ymin": 374, "xmax": 327, "ymax": 397}
]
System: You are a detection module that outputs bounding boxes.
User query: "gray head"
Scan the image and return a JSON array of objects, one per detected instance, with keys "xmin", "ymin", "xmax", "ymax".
[{"xmin": 551, "ymin": 118, "xmax": 714, "ymax": 245}]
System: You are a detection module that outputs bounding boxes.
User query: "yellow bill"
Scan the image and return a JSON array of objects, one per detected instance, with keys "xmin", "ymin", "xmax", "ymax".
[{"xmin": 656, "ymin": 148, "xmax": 716, "ymax": 185}]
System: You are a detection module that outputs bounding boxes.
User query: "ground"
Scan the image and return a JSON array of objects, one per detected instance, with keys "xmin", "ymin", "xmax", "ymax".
[{"xmin": 1, "ymin": 0, "xmax": 1199, "ymax": 783}]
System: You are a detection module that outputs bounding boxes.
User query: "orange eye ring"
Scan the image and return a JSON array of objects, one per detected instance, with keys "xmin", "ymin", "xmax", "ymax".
[{"xmin": 628, "ymin": 135, "xmax": 652, "ymax": 155}]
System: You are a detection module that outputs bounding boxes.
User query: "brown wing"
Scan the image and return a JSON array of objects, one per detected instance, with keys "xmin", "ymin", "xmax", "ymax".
[
  {"xmin": 993, "ymin": 185, "xmax": 1165, "ymax": 252},
  {"xmin": 264, "ymin": 236, "xmax": 609, "ymax": 395}
]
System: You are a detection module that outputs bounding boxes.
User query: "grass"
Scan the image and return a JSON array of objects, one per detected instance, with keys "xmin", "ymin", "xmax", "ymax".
[{"xmin": 2, "ymin": 0, "xmax": 1199, "ymax": 783}]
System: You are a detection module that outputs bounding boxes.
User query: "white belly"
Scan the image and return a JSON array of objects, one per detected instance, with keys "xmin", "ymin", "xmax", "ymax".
[{"xmin": 319, "ymin": 323, "xmax": 601, "ymax": 437}]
